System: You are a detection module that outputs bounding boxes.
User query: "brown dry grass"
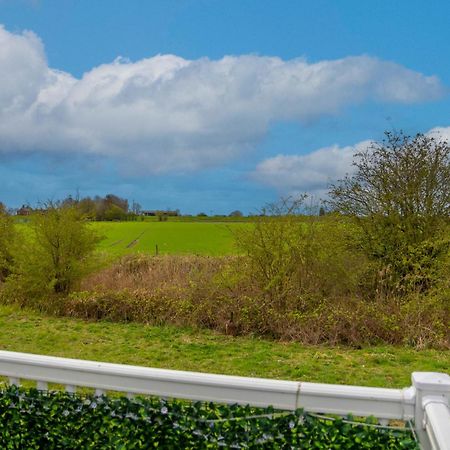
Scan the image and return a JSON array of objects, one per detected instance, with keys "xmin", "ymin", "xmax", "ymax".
[
  {"xmin": 58, "ymin": 254, "xmax": 449, "ymax": 349},
  {"xmin": 82, "ymin": 254, "xmax": 224, "ymax": 292}
]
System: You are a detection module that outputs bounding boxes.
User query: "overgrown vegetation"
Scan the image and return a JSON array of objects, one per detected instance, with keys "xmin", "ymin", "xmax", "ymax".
[
  {"xmin": 232, "ymin": 199, "xmax": 368, "ymax": 308},
  {"xmin": 0, "ymin": 203, "xmax": 14, "ymax": 282},
  {"xmin": 0, "ymin": 131, "xmax": 448, "ymax": 348},
  {"xmin": 0, "ymin": 385, "xmax": 418, "ymax": 449},
  {"xmin": 0, "ymin": 210, "xmax": 448, "ymax": 348},
  {"xmin": 60, "ymin": 251, "xmax": 447, "ymax": 348}
]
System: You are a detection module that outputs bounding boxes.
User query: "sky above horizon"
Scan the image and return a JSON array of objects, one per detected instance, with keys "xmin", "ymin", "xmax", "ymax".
[{"xmin": 1, "ymin": 0, "xmax": 449, "ymax": 214}]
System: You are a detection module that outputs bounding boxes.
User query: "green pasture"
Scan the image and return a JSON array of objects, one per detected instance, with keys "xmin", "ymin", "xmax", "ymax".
[
  {"xmin": 93, "ymin": 221, "xmax": 248, "ymax": 256},
  {"xmin": 0, "ymin": 305, "xmax": 448, "ymax": 388},
  {"xmin": 15, "ymin": 219, "xmax": 248, "ymax": 256}
]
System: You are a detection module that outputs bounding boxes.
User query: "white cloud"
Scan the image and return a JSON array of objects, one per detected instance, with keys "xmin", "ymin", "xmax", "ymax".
[
  {"xmin": 428, "ymin": 126, "xmax": 450, "ymax": 141},
  {"xmin": 0, "ymin": 26, "xmax": 48, "ymax": 112},
  {"xmin": 251, "ymin": 141, "xmax": 370, "ymax": 197},
  {"xmin": 0, "ymin": 25, "xmax": 446, "ymax": 173},
  {"xmin": 252, "ymin": 128, "xmax": 450, "ymax": 197}
]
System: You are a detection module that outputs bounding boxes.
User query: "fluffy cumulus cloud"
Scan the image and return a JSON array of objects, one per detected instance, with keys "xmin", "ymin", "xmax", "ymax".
[
  {"xmin": 253, "ymin": 127, "xmax": 450, "ymax": 196},
  {"xmin": 251, "ymin": 141, "xmax": 370, "ymax": 197},
  {"xmin": 0, "ymin": 25, "xmax": 446, "ymax": 173}
]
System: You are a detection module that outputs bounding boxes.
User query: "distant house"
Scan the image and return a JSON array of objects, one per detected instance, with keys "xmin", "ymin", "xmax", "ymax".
[
  {"xmin": 142, "ymin": 210, "xmax": 179, "ymax": 217},
  {"xmin": 16, "ymin": 205, "xmax": 33, "ymax": 216}
]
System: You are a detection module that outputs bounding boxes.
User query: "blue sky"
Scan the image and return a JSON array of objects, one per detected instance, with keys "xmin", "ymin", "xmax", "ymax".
[{"xmin": 1, "ymin": 0, "xmax": 449, "ymax": 214}]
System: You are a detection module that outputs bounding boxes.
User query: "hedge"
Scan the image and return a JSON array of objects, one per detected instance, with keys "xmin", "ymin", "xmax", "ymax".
[{"xmin": 0, "ymin": 385, "xmax": 418, "ymax": 449}]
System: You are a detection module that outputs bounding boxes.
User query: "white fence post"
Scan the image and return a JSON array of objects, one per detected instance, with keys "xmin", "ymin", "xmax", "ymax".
[{"xmin": 412, "ymin": 372, "xmax": 450, "ymax": 450}]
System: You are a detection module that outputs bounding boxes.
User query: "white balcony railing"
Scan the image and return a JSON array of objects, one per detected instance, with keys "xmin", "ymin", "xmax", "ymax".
[{"xmin": 0, "ymin": 350, "xmax": 448, "ymax": 450}]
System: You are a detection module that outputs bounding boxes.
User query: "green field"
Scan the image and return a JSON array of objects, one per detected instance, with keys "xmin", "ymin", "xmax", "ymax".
[
  {"xmin": 93, "ymin": 221, "xmax": 248, "ymax": 256},
  {"xmin": 0, "ymin": 305, "xmax": 448, "ymax": 388}
]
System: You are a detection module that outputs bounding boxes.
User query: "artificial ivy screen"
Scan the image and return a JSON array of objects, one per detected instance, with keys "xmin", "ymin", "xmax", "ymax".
[{"xmin": 0, "ymin": 385, "xmax": 418, "ymax": 449}]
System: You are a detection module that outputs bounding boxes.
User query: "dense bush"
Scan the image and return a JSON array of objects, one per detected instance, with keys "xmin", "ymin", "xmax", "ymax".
[
  {"xmin": 234, "ymin": 206, "xmax": 369, "ymax": 303},
  {"xmin": 60, "ymin": 253, "xmax": 449, "ymax": 348},
  {"xmin": 329, "ymin": 132, "xmax": 450, "ymax": 295},
  {"xmin": 0, "ymin": 385, "xmax": 418, "ymax": 449},
  {"xmin": 0, "ymin": 203, "xmax": 15, "ymax": 282},
  {"xmin": 2, "ymin": 204, "xmax": 101, "ymax": 303}
]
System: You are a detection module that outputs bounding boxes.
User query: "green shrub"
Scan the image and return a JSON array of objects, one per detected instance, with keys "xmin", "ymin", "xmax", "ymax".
[
  {"xmin": 233, "ymin": 198, "xmax": 369, "ymax": 310},
  {"xmin": 2, "ymin": 204, "xmax": 101, "ymax": 304}
]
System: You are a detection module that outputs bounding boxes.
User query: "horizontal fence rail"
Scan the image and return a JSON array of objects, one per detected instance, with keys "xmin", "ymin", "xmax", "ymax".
[{"xmin": 0, "ymin": 350, "xmax": 448, "ymax": 450}]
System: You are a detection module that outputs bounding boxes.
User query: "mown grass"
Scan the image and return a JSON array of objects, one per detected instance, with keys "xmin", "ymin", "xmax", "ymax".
[{"xmin": 0, "ymin": 305, "xmax": 447, "ymax": 389}]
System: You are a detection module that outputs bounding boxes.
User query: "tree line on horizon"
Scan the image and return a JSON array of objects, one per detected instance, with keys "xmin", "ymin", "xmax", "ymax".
[{"xmin": 2, "ymin": 196, "xmax": 248, "ymax": 221}]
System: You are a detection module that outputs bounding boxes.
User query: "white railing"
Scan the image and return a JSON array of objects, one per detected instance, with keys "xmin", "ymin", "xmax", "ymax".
[{"xmin": 0, "ymin": 350, "xmax": 448, "ymax": 450}]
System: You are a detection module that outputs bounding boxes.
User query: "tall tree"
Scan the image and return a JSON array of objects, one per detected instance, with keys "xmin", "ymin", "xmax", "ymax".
[{"xmin": 329, "ymin": 131, "xmax": 450, "ymax": 294}]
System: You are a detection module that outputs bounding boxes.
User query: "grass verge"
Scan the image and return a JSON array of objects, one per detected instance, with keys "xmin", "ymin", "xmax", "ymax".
[{"xmin": 0, "ymin": 305, "xmax": 448, "ymax": 388}]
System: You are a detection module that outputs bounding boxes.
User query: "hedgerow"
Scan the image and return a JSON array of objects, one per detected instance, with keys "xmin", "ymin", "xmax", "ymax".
[{"xmin": 0, "ymin": 386, "xmax": 418, "ymax": 449}]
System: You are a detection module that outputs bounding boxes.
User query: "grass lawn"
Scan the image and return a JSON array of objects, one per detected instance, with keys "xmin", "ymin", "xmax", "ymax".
[{"xmin": 0, "ymin": 305, "xmax": 448, "ymax": 389}]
